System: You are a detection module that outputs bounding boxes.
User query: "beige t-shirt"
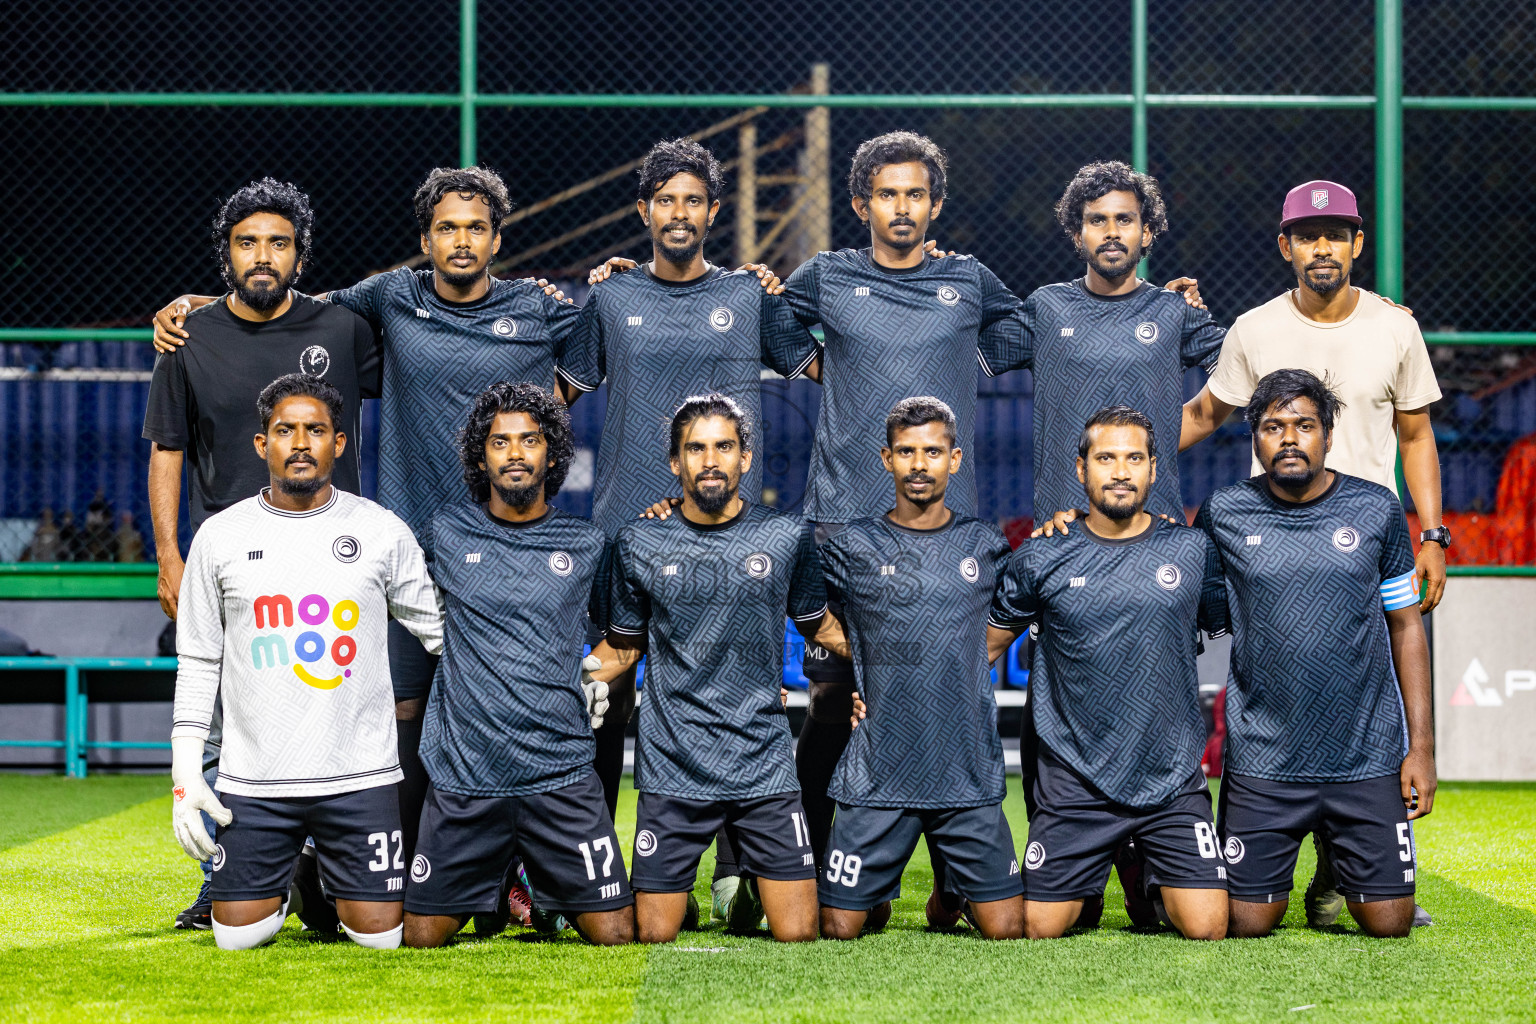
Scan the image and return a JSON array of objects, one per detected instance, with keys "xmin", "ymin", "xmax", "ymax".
[{"xmin": 1206, "ymin": 288, "xmax": 1442, "ymax": 494}]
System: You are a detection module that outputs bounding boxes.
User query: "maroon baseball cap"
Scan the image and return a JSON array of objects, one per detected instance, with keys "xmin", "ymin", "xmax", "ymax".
[{"xmin": 1279, "ymin": 180, "xmax": 1362, "ymax": 230}]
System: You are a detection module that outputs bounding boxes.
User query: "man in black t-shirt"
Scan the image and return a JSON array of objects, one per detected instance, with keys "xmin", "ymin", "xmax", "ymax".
[{"xmin": 141, "ymin": 179, "xmax": 379, "ymax": 933}]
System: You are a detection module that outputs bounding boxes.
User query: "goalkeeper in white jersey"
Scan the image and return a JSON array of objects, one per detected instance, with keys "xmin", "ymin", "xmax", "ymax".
[{"xmin": 169, "ymin": 373, "xmax": 443, "ymax": 950}]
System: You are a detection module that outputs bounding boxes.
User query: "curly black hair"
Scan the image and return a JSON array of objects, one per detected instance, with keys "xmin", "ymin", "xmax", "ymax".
[
  {"xmin": 636, "ymin": 137, "xmax": 725, "ymax": 204},
  {"xmin": 1054, "ymin": 161, "xmax": 1169, "ymax": 251},
  {"xmin": 847, "ymin": 131, "xmax": 948, "ymax": 203},
  {"xmin": 669, "ymin": 393, "xmax": 752, "ymax": 457},
  {"xmin": 212, "ymin": 178, "xmax": 314, "ymax": 280},
  {"xmin": 256, "ymin": 373, "xmax": 344, "ymax": 433},
  {"xmin": 1245, "ymin": 368, "xmax": 1345, "ymax": 435},
  {"xmin": 458, "ymin": 381, "xmax": 575, "ymax": 503},
  {"xmin": 414, "ymin": 166, "xmax": 513, "ymax": 236}
]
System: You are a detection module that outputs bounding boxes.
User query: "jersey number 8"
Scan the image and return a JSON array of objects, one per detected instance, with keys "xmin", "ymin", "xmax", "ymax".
[{"xmin": 826, "ymin": 849, "xmax": 862, "ymax": 887}]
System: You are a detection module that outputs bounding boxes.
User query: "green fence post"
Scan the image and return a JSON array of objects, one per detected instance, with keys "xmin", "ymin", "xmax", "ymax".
[
  {"xmin": 64, "ymin": 663, "xmax": 83, "ymax": 778},
  {"xmin": 1132, "ymin": 0, "xmax": 1149, "ymax": 278},
  {"xmin": 1375, "ymin": 0, "xmax": 1403, "ymax": 300},
  {"xmin": 460, "ymin": 0, "xmax": 478, "ymax": 166}
]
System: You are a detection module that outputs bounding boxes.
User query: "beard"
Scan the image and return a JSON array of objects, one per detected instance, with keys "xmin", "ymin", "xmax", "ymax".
[
  {"xmin": 1086, "ymin": 483, "xmax": 1141, "ymax": 521},
  {"xmin": 1266, "ymin": 448, "xmax": 1319, "ymax": 487},
  {"xmin": 1078, "ymin": 238, "xmax": 1143, "ymax": 280},
  {"xmin": 1300, "ymin": 260, "xmax": 1347, "ymax": 297},
  {"xmin": 687, "ymin": 469, "xmax": 737, "ymax": 515},
  {"xmin": 275, "ymin": 466, "xmax": 328, "ymax": 498},
  {"xmin": 655, "ymin": 222, "xmax": 705, "ymax": 266},
  {"xmin": 227, "ymin": 261, "xmax": 296, "ymax": 313},
  {"xmin": 437, "ymin": 250, "xmax": 486, "ymax": 289},
  {"xmin": 901, "ymin": 472, "xmax": 943, "ymax": 507},
  {"xmin": 491, "ymin": 463, "xmax": 545, "ymax": 509}
]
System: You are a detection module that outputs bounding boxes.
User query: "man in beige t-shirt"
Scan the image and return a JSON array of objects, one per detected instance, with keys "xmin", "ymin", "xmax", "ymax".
[{"xmin": 1181, "ymin": 179, "xmax": 1447, "ymax": 614}]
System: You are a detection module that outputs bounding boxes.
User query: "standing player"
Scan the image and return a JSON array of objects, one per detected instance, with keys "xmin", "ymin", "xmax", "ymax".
[
  {"xmin": 1195, "ymin": 370, "xmax": 1434, "ymax": 938},
  {"xmin": 816, "ymin": 398, "xmax": 1022, "ymax": 940},
  {"xmin": 987, "ymin": 407, "xmax": 1228, "ymax": 940},
  {"xmin": 587, "ymin": 395, "xmax": 843, "ymax": 943},
  {"xmin": 168, "ymin": 375, "xmax": 442, "ymax": 950},
  {"xmin": 403, "ymin": 383, "xmax": 632, "ymax": 947},
  {"xmin": 1179, "ymin": 180, "xmax": 1444, "ymax": 926},
  {"xmin": 558, "ymin": 139, "xmax": 817, "ymax": 922},
  {"xmin": 153, "ymin": 166, "xmax": 583, "ymax": 884},
  {"xmin": 142, "ymin": 178, "xmax": 379, "ymax": 931}
]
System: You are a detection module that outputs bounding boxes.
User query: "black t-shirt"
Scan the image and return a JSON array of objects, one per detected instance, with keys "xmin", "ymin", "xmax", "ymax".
[{"xmin": 141, "ymin": 293, "xmax": 381, "ymax": 534}]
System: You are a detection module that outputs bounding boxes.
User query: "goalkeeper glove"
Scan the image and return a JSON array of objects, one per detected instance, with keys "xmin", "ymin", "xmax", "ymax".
[
  {"xmin": 171, "ymin": 734, "xmax": 232, "ymax": 861},
  {"xmin": 580, "ymin": 654, "xmax": 610, "ymax": 730}
]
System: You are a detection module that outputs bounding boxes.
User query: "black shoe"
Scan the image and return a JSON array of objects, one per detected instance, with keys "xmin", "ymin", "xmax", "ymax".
[
  {"xmin": 1074, "ymin": 895, "xmax": 1105, "ymax": 930},
  {"xmin": 1114, "ymin": 840, "xmax": 1159, "ymax": 928},
  {"xmin": 293, "ymin": 848, "xmax": 340, "ymax": 937},
  {"xmin": 174, "ymin": 879, "xmax": 213, "ymax": 930},
  {"xmin": 473, "ymin": 862, "xmax": 517, "ymax": 937}
]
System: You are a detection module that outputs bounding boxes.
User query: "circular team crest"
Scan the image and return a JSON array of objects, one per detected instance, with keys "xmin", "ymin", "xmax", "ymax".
[
  {"xmin": 1332, "ymin": 526, "xmax": 1360, "ymax": 553},
  {"xmin": 1134, "ymin": 321, "xmax": 1159, "ymax": 345},
  {"xmin": 959, "ymin": 556, "xmax": 980, "ymax": 582},
  {"xmin": 744, "ymin": 552, "xmax": 772, "ymax": 579},
  {"xmin": 936, "ymin": 284, "xmax": 961, "ymax": 306},
  {"xmin": 411, "ymin": 854, "xmax": 431, "ymax": 883},
  {"xmin": 1025, "ymin": 841, "xmax": 1046, "ymax": 871},
  {"xmin": 636, "ymin": 830, "xmax": 658, "ymax": 858},
  {"xmin": 1155, "ymin": 563, "xmax": 1182, "ymax": 590},
  {"xmin": 548, "ymin": 551, "xmax": 574, "ymax": 577},
  {"xmin": 708, "ymin": 306, "xmax": 734, "ymax": 332},
  {"xmin": 492, "ymin": 317, "xmax": 517, "ymax": 337},
  {"xmin": 211, "ymin": 844, "xmax": 226, "ymax": 872},
  {"xmin": 1223, "ymin": 837, "xmax": 1246, "ymax": 864},
  {"xmin": 299, "ymin": 344, "xmax": 331, "ymax": 376},
  {"xmin": 332, "ymin": 536, "xmax": 360, "ymax": 563}
]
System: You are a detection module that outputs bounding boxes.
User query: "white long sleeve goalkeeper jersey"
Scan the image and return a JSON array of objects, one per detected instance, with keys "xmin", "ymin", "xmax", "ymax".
[{"xmin": 171, "ymin": 488, "xmax": 443, "ymax": 798}]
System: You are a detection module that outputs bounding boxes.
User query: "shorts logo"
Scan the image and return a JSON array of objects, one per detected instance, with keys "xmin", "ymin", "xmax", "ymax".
[
  {"xmin": 549, "ymin": 551, "xmax": 574, "ymax": 576},
  {"xmin": 959, "ymin": 556, "xmax": 980, "ymax": 582},
  {"xmin": 332, "ymin": 536, "xmax": 360, "ymax": 563},
  {"xmin": 211, "ymin": 843, "xmax": 226, "ymax": 872},
  {"xmin": 1024, "ymin": 842, "xmax": 1046, "ymax": 870},
  {"xmin": 1134, "ymin": 321, "xmax": 1159, "ymax": 345},
  {"xmin": 709, "ymin": 307, "xmax": 734, "ymax": 332},
  {"xmin": 300, "ymin": 345, "xmax": 331, "ymax": 377},
  {"xmin": 1223, "ymin": 837, "xmax": 1246, "ymax": 864},
  {"xmin": 410, "ymin": 854, "xmax": 431, "ymax": 883},
  {"xmin": 1332, "ymin": 526, "xmax": 1360, "ymax": 552},
  {"xmin": 1312, "ymin": 189, "xmax": 1330, "ymax": 210},
  {"xmin": 493, "ymin": 317, "xmax": 517, "ymax": 337},
  {"xmin": 745, "ymin": 552, "xmax": 772, "ymax": 579},
  {"xmin": 636, "ymin": 830, "xmax": 658, "ymax": 857},
  {"xmin": 1156, "ymin": 563, "xmax": 1182, "ymax": 590},
  {"xmin": 936, "ymin": 284, "xmax": 961, "ymax": 306}
]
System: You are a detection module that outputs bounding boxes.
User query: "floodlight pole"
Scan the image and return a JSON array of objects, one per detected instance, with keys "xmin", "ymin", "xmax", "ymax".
[
  {"xmin": 1375, "ymin": 0, "xmax": 1403, "ymax": 300},
  {"xmin": 460, "ymin": 0, "xmax": 478, "ymax": 166}
]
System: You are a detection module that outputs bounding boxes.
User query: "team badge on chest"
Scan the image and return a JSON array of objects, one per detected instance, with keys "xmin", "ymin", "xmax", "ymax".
[
  {"xmin": 1332, "ymin": 526, "xmax": 1360, "ymax": 553},
  {"xmin": 744, "ymin": 552, "xmax": 772, "ymax": 579}
]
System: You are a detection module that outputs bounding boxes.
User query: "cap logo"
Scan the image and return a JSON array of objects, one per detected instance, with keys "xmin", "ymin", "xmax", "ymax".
[{"xmin": 1312, "ymin": 189, "xmax": 1330, "ymax": 210}]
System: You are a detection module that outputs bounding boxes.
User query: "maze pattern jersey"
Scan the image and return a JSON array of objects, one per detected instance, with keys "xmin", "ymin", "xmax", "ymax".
[{"xmin": 171, "ymin": 488, "xmax": 443, "ymax": 798}]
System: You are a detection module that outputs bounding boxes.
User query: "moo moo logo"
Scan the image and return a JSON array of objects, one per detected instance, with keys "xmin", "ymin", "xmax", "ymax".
[{"xmin": 251, "ymin": 592, "xmax": 362, "ymax": 690}]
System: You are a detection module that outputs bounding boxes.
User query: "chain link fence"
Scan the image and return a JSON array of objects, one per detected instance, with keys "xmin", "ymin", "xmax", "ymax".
[{"xmin": 2, "ymin": 0, "xmax": 1533, "ymax": 572}]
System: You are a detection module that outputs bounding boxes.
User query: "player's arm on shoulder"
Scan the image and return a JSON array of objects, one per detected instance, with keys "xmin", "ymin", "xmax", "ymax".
[
  {"xmin": 1162, "ymin": 276, "xmax": 1205, "ymax": 309},
  {"xmin": 986, "ymin": 550, "xmax": 1037, "ymax": 664},
  {"xmin": 384, "ymin": 519, "xmax": 445, "ymax": 655},
  {"xmin": 587, "ymin": 257, "xmax": 639, "ymax": 286},
  {"xmin": 1180, "ymin": 383, "xmax": 1240, "ymax": 452},
  {"xmin": 151, "ymin": 294, "xmax": 219, "ymax": 352},
  {"xmin": 1385, "ymin": 602, "xmax": 1435, "ymax": 819}
]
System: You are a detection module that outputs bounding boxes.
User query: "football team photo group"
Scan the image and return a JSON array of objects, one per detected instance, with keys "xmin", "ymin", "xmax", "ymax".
[{"xmin": 144, "ymin": 130, "xmax": 1446, "ymax": 953}]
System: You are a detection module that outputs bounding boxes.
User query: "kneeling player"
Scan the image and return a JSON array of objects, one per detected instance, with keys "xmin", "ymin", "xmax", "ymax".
[
  {"xmin": 169, "ymin": 375, "xmax": 443, "ymax": 950},
  {"xmin": 988, "ymin": 407, "xmax": 1228, "ymax": 941},
  {"xmin": 402, "ymin": 383, "xmax": 633, "ymax": 947},
  {"xmin": 816, "ymin": 398, "xmax": 1022, "ymax": 939},
  {"xmin": 589, "ymin": 395, "xmax": 843, "ymax": 943},
  {"xmin": 1196, "ymin": 370, "xmax": 1435, "ymax": 938}
]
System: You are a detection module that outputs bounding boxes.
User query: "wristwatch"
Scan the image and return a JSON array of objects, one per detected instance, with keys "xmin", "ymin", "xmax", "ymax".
[{"xmin": 1419, "ymin": 526, "xmax": 1452, "ymax": 549}]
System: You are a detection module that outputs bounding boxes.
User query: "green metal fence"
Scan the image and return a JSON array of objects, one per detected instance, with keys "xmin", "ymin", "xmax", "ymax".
[{"xmin": 2, "ymin": 0, "xmax": 1534, "ymax": 586}]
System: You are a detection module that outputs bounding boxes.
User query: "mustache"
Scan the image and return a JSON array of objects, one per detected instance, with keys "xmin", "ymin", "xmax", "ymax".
[
  {"xmin": 661, "ymin": 222, "xmax": 696, "ymax": 234},
  {"xmin": 694, "ymin": 470, "xmax": 727, "ymax": 483},
  {"xmin": 244, "ymin": 265, "xmax": 280, "ymax": 281},
  {"xmin": 1306, "ymin": 258, "xmax": 1342, "ymax": 270},
  {"xmin": 887, "ymin": 217, "xmax": 917, "ymax": 229},
  {"xmin": 498, "ymin": 462, "xmax": 534, "ymax": 474},
  {"xmin": 285, "ymin": 453, "xmax": 316, "ymax": 466},
  {"xmin": 1101, "ymin": 482, "xmax": 1138, "ymax": 494},
  {"xmin": 1274, "ymin": 448, "xmax": 1309, "ymax": 462},
  {"xmin": 1096, "ymin": 242, "xmax": 1127, "ymax": 254},
  {"xmin": 903, "ymin": 473, "xmax": 935, "ymax": 485}
]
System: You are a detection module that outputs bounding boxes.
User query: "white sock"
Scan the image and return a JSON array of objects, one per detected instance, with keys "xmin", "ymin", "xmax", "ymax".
[
  {"xmin": 212, "ymin": 908, "xmax": 285, "ymax": 950},
  {"xmin": 343, "ymin": 922, "xmax": 403, "ymax": 949}
]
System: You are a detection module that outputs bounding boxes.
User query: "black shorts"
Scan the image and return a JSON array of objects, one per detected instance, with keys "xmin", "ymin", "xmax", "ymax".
[
  {"xmin": 818, "ymin": 802, "xmax": 1022, "ymax": 911},
  {"xmin": 630, "ymin": 790, "xmax": 816, "ymax": 892},
  {"xmin": 1023, "ymin": 748, "xmax": 1227, "ymax": 901},
  {"xmin": 405, "ymin": 772, "xmax": 633, "ymax": 917},
  {"xmin": 1217, "ymin": 772, "xmax": 1416, "ymax": 903},
  {"xmin": 388, "ymin": 617, "xmax": 441, "ymax": 702},
  {"xmin": 212, "ymin": 785, "xmax": 404, "ymax": 902}
]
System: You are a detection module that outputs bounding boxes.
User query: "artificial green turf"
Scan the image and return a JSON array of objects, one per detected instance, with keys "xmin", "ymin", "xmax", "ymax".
[{"xmin": 1, "ymin": 775, "xmax": 1532, "ymax": 1023}]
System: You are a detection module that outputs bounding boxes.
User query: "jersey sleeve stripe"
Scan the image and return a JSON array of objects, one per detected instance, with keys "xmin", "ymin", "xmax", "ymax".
[
  {"xmin": 606, "ymin": 622, "xmax": 646, "ymax": 636},
  {"xmin": 789, "ymin": 603, "xmax": 828, "ymax": 624},
  {"xmin": 554, "ymin": 364, "xmax": 598, "ymax": 393},
  {"xmin": 976, "ymin": 347, "xmax": 1000, "ymax": 379},
  {"xmin": 987, "ymin": 614, "xmax": 1033, "ymax": 631},
  {"xmin": 785, "ymin": 345, "xmax": 819, "ymax": 380},
  {"xmin": 1379, "ymin": 570, "xmax": 1420, "ymax": 611}
]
